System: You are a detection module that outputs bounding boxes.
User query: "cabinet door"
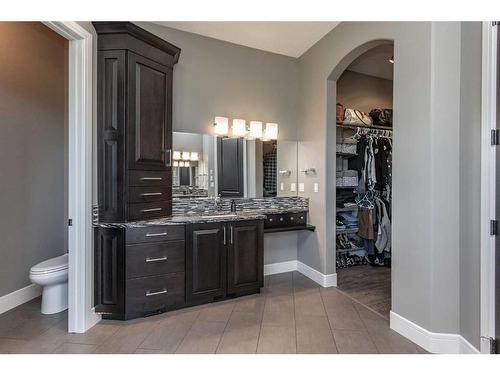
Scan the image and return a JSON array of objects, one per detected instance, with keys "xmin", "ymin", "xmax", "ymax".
[
  {"xmin": 227, "ymin": 220, "xmax": 264, "ymax": 295},
  {"xmin": 94, "ymin": 228, "xmax": 125, "ymax": 317},
  {"xmin": 97, "ymin": 50, "xmax": 126, "ymax": 221},
  {"xmin": 127, "ymin": 51, "xmax": 172, "ymax": 171},
  {"xmin": 186, "ymin": 223, "xmax": 226, "ymax": 304},
  {"xmin": 217, "ymin": 137, "xmax": 244, "ymax": 197}
]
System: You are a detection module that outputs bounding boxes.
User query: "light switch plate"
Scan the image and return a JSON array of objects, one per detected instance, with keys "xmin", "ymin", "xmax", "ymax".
[
  {"xmin": 210, "ymin": 182, "xmax": 215, "ymax": 187},
  {"xmin": 298, "ymin": 183, "xmax": 305, "ymax": 192},
  {"xmin": 291, "ymin": 183, "xmax": 296, "ymax": 192},
  {"xmin": 280, "ymin": 182, "xmax": 284, "ymax": 191},
  {"xmin": 314, "ymin": 183, "xmax": 319, "ymax": 193}
]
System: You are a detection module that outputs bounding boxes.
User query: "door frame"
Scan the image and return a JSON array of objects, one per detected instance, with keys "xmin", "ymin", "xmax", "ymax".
[
  {"xmin": 43, "ymin": 22, "xmax": 99, "ymax": 333},
  {"xmin": 480, "ymin": 21, "xmax": 497, "ymax": 354}
]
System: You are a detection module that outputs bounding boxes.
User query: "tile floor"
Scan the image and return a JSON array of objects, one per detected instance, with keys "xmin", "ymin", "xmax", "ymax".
[{"xmin": 0, "ymin": 272, "xmax": 426, "ymax": 354}]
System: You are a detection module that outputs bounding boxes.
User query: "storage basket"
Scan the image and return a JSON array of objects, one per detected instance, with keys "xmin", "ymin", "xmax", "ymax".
[
  {"xmin": 337, "ymin": 138, "xmax": 357, "ymax": 155},
  {"xmin": 342, "ymin": 170, "xmax": 358, "ymax": 188}
]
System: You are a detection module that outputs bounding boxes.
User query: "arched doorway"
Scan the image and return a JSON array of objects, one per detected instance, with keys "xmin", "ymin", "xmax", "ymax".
[{"xmin": 326, "ymin": 40, "xmax": 394, "ymax": 318}]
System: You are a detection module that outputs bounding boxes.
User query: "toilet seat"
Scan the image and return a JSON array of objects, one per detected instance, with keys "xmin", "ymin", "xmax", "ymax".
[{"xmin": 30, "ymin": 254, "xmax": 68, "ymax": 275}]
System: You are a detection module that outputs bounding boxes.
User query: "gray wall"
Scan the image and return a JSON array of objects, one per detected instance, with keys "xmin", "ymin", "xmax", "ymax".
[
  {"xmin": 135, "ymin": 22, "xmax": 300, "ymax": 141},
  {"xmin": 459, "ymin": 22, "xmax": 482, "ymax": 349},
  {"xmin": 173, "ymin": 132, "xmax": 204, "ymax": 153},
  {"xmin": 0, "ymin": 22, "xmax": 68, "ymax": 296},
  {"xmin": 296, "ymin": 21, "xmax": 482, "ymax": 345},
  {"xmin": 337, "ymin": 70, "xmax": 393, "ymax": 113}
]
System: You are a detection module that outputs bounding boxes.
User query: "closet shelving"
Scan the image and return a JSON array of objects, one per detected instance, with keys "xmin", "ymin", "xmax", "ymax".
[
  {"xmin": 337, "ymin": 228, "xmax": 359, "ymax": 235},
  {"xmin": 336, "ymin": 123, "xmax": 393, "ymax": 132}
]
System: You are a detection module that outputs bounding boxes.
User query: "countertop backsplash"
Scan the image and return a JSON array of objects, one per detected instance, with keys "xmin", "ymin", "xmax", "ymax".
[{"xmin": 172, "ymin": 196, "xmax": 308, "ymax": 215}]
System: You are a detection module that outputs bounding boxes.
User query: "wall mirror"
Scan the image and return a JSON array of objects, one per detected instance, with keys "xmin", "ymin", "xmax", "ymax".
[{"xmin": 173, "ymin": 132, "xmax": 298, "ymax": 198}]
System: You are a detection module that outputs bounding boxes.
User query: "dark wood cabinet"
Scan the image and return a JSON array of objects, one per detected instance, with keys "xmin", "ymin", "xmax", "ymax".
[
  {"xmin": 94, "ymin": 224, "xmax": 186, "ymax": 320},
  {"xmin": 186, "ymin": 223, "xmax": 227, "ymax": 304},
  {"xmin": 227, "ymin": 220, "xmax": 264, "ymax": 295},
  {"xmin": 127, "ymin": 52, "xmax": 172, "ymax": 171},
  {"xmin": 217, "ymin": 137, "xmax": 244, "ymax": 197},
  {"xmin": 94, "ymin": 228, "xmax": 125, "ymax": 316},
  {"xmin": 186, "ymin": 220, "xmax": 263, "ymax": 304},
  {"xmin": 95, "ymin": 219, "xmax": 263, "ymax": 320},
  {"xmin": 94, "ymin": 22, "xmax": 180, "ymax": 222}
]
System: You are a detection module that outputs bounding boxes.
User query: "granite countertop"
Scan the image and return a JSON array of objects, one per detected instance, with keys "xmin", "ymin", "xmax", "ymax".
[{"xmin": 94, "ymin": 207, "xmax": 307, "ymax": 228}]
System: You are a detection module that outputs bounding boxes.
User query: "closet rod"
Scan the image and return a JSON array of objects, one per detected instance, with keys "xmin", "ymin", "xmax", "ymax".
[{"xmin": 336, "ymin": 124, "xmax": 393, "ymax": 131}]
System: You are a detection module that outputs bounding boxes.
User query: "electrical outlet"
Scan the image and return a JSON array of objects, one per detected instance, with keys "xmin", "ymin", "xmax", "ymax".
[
  {"xmin": 314, "ymin": 183, "xmax": 319, "ymax": 193},
  {"xmin": 280, "ymin": 182, "xmax": 284, "ymax": 191},
  {"xmin": 299, "ymin": 183, "xmax": 305, "ymax": 192},
  {"xmin": 291, "ymin": 183, "xmax": 296, "ymax": 192}
]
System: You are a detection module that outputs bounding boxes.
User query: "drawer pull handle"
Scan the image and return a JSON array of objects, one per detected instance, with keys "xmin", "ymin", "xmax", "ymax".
[
  {"xmin": 141, "ymin": 208, "xmax": 163, "ymax": 213},
  {"xmin": 140, "ymin": 177, "xmax": 163, "ymax": 181},
  {"xmin": 146, "ymin": 289, "xmax": 168, "ymax": 297},
  {"xmin": 280, "ymin": 217, "xmax": 284, "ymax": 221},
  {"xmin": 145, "ymin": 232, "xmax": 168, "ymax": 237},
  {"xmin": 145, "ymin": 256, "xmax": 168, "ymax": 263},
  {"xmin": 291, "ymin": 217, "xmax": 294, "ymax": 220},
  {"xmin": 140, "ymin": 192, "xmax": 163, "ymax": 196}
]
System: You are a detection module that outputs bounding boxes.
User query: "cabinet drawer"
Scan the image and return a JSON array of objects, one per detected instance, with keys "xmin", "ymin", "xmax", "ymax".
[
  {"xmin": 128, "ymin": 185, "xmax": 170, "ymax": 203},
  {"xmin": 126, "ymin": 225, "xmax": 185, "ymax": 244},
  {"xmin": 265, "ymin": 214, "xmax": 287, "ymax": 228},
  {"xmin": 127, "ymin": 201, "xmax": 172, "ymax": 221},
  {"xmin": 126, "ymin": 240, "xmax": 185, "ymax": 279},
  {"xmin": 288, "ymin": 212, "xmax": 307, "ymax": 226},
  {"xmin": 126, "ymin": 273, "xmax": 185, "ymax": 318},
  {"xmin": 265, "ymin": 212, "xmax": 307, "ymax": 228},
  {"xmin": 128, "ymin": 170, "xmax": 171, "ymax": 187}
]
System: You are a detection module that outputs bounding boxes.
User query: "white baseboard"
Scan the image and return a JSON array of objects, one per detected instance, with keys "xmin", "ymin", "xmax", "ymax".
[
  {"xmin": 264, "ymin": 260, "xmax": 297, "ymax": 276},
  {"xmin": 0, "ymin": 284, "xmax": 42, "ymax": 315},
  {"xmin": 296, "ymin": 261, "xmax": 337, "ymax": 287},
  {"xmin": 264, "ymin": 260, "xmax": 337, "ymax": 288},
  {"xmin": 390, "ymin": 311, "xmax": 480, "ymax": 354}
]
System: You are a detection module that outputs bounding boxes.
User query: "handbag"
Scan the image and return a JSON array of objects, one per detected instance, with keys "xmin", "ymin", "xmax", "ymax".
[
  {"xmin": 369, "ymin": 108, "xmax": 393, "ymax": 126},
  {"xmin": 336, "ymin": 103, "xmax": 345, "ymax": 124},
  {"xmin": 343, "ymin": 108, "xmax": 373, "ymax": 126}
]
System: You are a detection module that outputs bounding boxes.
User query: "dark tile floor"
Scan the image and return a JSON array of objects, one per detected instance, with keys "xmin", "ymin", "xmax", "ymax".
[
  {"xmin": 0, "ymin": 271, "xmax": 426, "ymax": 354},
  {"xmin": 337, "ymin": 265, "xmax": 392, "ymax": 318}
]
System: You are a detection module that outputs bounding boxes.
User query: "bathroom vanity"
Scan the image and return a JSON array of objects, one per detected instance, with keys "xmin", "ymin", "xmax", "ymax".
[
  {"xmin": 94, "ymin": 199, "xmax": 311, "ymax": 320},
  {"xmin": 93, "ymin": 22, "xmax": 314, "ymax": 320}
]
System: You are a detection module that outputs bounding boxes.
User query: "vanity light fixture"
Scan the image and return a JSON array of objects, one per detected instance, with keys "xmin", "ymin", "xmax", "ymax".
[
  {"xmin": 181, "ymin": 151, "xmax": 191, "ymax": 161},
  {"xmin": 214, "ymin": 116, "xmax": 229, "ymax": 136},
  {"xmin": 190, "ymin": 152, "xmax": 199, "ymax": 161},
  {"xmin": 173, "ymin": 151, "xmax": 182, "ymax": 160},
  {"xmin": 264, "ymin": 123, "xmax": 278, "ymax": 141},
  {"xmin": 232, "ymin": 119, "xmax": 247, "ymax": 137},
  {"xmin": 249, "ymin": 121, "xmax": 263, "ymax": 139}
]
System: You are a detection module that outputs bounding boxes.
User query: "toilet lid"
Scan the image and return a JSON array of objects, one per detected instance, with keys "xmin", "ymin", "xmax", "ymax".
[{"xmin": 31, "ymin": 254, "xmax": 68, "ymax": 274}]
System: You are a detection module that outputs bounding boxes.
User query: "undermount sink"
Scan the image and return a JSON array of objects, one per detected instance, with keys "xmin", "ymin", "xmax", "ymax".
[{"xmin": 200, "ymin": 213, "xmax": 238, "ymax": 218}]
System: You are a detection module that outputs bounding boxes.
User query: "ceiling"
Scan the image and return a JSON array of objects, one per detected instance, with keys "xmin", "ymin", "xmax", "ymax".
[
  {"xmin": 155, "ymin": 22, "xmax": 339, "ymax": 58},
  {"xmin": 347, "ymin": 43, "xmax": 394, "ymax": 80}
]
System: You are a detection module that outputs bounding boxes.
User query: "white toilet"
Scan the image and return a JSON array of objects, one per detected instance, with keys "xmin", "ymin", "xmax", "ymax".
[{"xmin": 29, "ymin": 253, "xmax": 69, "ymax": 314}]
